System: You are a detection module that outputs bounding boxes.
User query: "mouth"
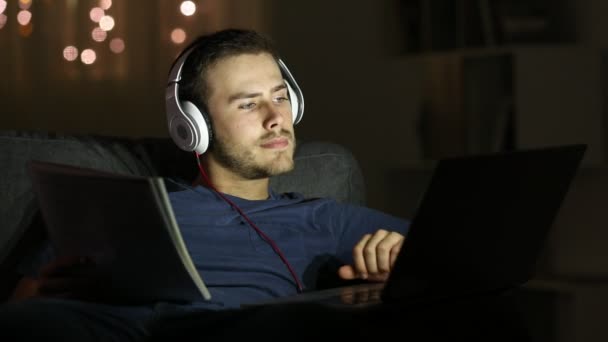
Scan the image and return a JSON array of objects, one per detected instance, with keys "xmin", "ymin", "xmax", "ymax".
[{"xmin": 260, "ymin": 136, "xmax": 290, "ymax": 149}]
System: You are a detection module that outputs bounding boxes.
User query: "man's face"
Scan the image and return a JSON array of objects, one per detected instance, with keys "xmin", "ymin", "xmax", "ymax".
[{"xmin": 204, "ymin": 52, "xmax": 296, "ymax": 179}]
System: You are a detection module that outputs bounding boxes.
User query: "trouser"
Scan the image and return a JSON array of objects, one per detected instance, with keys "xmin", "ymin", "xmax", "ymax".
[
  {"xmin": 0, "ymin": 293, "xmax": 532, "ymax": 342},
  {"xmin": 0, "ymin": 298, "xmax": 156, "ymax": 341},
  {"xmin": 0, "ymin": 298, "xmax": 331, "ymax": 341}
]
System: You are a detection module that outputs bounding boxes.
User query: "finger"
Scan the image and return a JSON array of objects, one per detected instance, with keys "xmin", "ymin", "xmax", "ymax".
[
  {"xmin": 38, "ymin": 277, "xmax": 79, "ymax": 295},
  {"xmin": 38, "ymin": 273, "xmax": 97, "ymax": 293},
  {"xmin": 40, "ymin": 255, "xmax": 88, "ymax": 277},
  {"xmin": 376, "ymin": 232, "xmax": 405, "ymax": 273},
  {"xmin": 366, "ymin": 271, "xmax": 391, "ymax": 282},
  {"xmin": 362, "ymin": 229, "xmax": 390, "ymax": 276},
  {"xmin": 352, "ymin": 234, "xmax": 372, "ymax": 279},
  {"xmin": 337, "ymin": 265, "xmax": 357, "ymax": 280},
  {"xmin": 39, "ymin": 277, "xmax": 101, "ymax": 301},
  {"xmin": 390, "ymin": 238, "xmax": 404, "ymax": 268},
  {"xmin": 39, "ymin": 258, "xmax": 72, "ymax": 277}
]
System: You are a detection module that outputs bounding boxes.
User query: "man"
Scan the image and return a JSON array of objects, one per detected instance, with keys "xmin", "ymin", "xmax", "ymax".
[
  {"xmin": 162, "ymin": 28, "xmax": 410, "ymax": 308},
  {"xmin": 0, "ymin": 29, "xmax": 411, "ymax": 340}
]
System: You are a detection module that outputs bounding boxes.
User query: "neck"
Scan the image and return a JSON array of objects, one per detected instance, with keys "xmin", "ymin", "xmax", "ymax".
[{"xmin": 195, "ymin": 158, "xmax": 270, "ymax": 201}]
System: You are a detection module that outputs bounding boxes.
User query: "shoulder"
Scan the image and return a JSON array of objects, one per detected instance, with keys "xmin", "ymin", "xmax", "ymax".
[{"xmin": 164, "ymin": 177, "xmax": 197, "ymax": 194}]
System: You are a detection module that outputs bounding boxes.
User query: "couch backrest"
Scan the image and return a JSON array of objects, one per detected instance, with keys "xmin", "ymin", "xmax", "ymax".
[
  {"xmin": 0, "ymin": 130, "xmax": 366, "ymax": 272},
  {"xmin": 270, "ymin": 140, "xmax": 366, "ymax": 204}
]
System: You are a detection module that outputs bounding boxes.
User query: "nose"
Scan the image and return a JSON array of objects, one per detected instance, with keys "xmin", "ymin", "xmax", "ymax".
[{"xmin": 263, "ymin": 102, "xmax": 286, "ymax": 131}]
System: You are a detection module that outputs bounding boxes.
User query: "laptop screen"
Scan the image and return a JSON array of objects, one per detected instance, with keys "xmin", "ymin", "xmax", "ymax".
[{"xmin": 382, "ymin": 144, "xmax": 586, "ymax": 304}]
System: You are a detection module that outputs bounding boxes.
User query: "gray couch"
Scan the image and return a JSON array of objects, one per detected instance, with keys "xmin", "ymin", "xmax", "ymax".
[{"xmin": 0, "ymin": 130, "xmax": 366, "ymax": 300}]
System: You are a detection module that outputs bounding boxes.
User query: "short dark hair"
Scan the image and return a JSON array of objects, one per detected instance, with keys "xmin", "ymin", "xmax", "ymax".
[{"xmin": 174, "ymin": 28, "xmax": 280, "ymax": 111}]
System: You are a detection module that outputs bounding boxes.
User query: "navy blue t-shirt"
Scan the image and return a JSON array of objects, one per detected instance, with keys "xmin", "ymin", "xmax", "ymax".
[
  {"xmin": 20, "ymin": 179, "xmax": 410, "ymax": 311},
  {"xmin": 167, "ymin": 180, "xmax": 410, "ymax": 309}
]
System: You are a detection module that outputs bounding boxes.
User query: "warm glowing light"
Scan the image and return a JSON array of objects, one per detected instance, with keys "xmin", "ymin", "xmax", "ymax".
[
  {"xmin": 99, "ymin": 15, "xmax": 114, "ymax": 31},
  {"xmin": 0, "ymin": 14, "xmax": 7, "ymax": 29},
  {"xmin": 180, "ymin": 1, "xmax": 196, "ymax": 16},
  {"xmin": 171, "ymin": 28, "xmax": 186, "ymax": 44},
  {"xmin": 99, "ymin": 0, "xmax": 112, "ymax": 10},
  {"xmin": 0, "ymin": 1, "xmax": 7, "ymax": 15},
  {"xmin": 91, "ymin": 27, "xmax": 107, "ymax": 42},
  {"xmin": 109, "ymin": 38, "xmax": 125, "ymax": 53},
  {"xmin": 81, "ymin": 49, "xmax": 97, "ymax": 65},
  {"xmin": 89, "ymin": 7, "xmax": 104, "ymax": 22},
  {"xmin": 18, "ymin": 0, "xmax": 31, "ymax": 10},
  {"xmin": 17, "ymin": 10, "xmax": 31, "ymax": 26},
  {"xmin": 63, "ymin": 46, "xmax": 79, "ymax": 61},
  {"xmin": 18, "ymin": 22, "xmax": 32, "ymax": 37}
]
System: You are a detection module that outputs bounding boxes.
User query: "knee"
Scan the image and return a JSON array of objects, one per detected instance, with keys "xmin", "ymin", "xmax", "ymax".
[{"xmin": 0, "ymin": 299, "xmax": 92, "ymax": 341}]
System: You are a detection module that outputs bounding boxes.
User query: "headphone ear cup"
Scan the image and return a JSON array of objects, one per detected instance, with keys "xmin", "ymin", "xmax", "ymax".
[
  {"xmin": 168, "ymin": 100, "xmax": 212, "ymax": 154},
  {"xmin": 277, "ymin": 59, "xmax": 304, "ymax": 125},
  {"xmin": 285, "ymin": 82, "xmax": 301, "ymax": 125}
]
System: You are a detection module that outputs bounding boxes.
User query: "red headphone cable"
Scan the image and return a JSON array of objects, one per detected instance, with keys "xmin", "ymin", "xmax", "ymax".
[{"xmin": 194, "ymin": 152, "xmax": 304, "ymax": 293}]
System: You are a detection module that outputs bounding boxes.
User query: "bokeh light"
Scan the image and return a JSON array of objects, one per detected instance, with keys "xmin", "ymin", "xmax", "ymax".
[
  {"xmin": 99, "ymin": 0, "xmax": 112, "ymax": 10},
  {"xmin": 0, "ymin": 1, "xmax": 7, "ymax": 15},
  {"xmin": 63, "ymin": 46, "xmax": 79, "ymax": 61},
  {"xmin": 91, "ymin": 27, "xmax": 107, "ymax": 42},
  {"xmin": 99, "ymin": 15, "xmax": 114, "ymax": 31},
  {"xmin": 0, "ymin": 14, "xmax": 7, "ymax": 30},
  {"xmin": 180, "ymin": 1, "xmax": 196, "ymax": 16},
  {"xmin": 170, "ymin": 28, "xmax": 186, "ymax": 44},
  {"xmin": 81, "ymin": 49, "xmax": 97, "ymax": 65},
  {"xmin": 18, "ymin": 0, "xmax": 31, "ymax": 10},
  {"xmin": 17, "ymin": 10, "xmax": 32, "ymax": 26},
  {"xmin": 89, "ymin": 7, "xmax": 104, "ymax": 23},
  {"xmin": 109, "ymin": 38, "xmax": 125, "ymax": 53}
]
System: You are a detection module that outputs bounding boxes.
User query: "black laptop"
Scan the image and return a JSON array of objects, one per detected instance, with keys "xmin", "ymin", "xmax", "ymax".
[{"xmin": 247, "ymin": 144, "xmax": 587, "ymax": 308}]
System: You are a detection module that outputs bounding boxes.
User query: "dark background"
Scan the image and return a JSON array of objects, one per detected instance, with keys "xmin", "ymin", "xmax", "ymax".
[{"xmin": 1, "ymin": 1, "xmax": 608, "ymax": 340}]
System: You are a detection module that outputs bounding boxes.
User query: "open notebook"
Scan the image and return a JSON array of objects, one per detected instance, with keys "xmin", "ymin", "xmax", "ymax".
[
  {"xmin": 27, "ymin": 160, "xmax": 211, "ymax": 304},
  {"xmin": 248, "ymin": 144, "xmax": 587, "ymax": 308}
]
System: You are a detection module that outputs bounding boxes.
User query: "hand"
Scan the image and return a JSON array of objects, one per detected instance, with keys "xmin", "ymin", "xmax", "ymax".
[
  {"xmin": 38, "ymin": 256, "xmax": 100, "ymax": 298},
  {"xmin": 36, "ymin": 255, "xmax": 104, "ymax": 301},
  {"xmin": 338, "ymin": 229, "xmax": 404, "ymax": 282}
]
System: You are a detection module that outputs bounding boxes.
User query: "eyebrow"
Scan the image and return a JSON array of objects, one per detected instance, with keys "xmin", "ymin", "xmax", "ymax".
[{"xmin": 227, "ymin": 84, "xmax": 287, "ymax": 104}]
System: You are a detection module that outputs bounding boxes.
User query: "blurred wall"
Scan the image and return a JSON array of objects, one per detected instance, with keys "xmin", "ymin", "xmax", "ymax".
[
  {"xmin": 0, "ymin": 0, "xmax": 428, "ymax": 213},
  {"xmin": 269, "ymin": 0, "xmax": 427, "ymax": 213},
  {"xmin": 0, "ymin": 0, "xmax": 274, "ymax": 138},
  {"xmin": 1, "ymin": 0, "xmax": 607, "ymax": 215}
]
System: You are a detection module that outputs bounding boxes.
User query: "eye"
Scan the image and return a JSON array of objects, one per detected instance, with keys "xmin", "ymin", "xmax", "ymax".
[
  {"xmin": 274, "ymin": 95, "xmax": 290, "ymax": 104},
  {"xmin": 238, "ymin": 102, "xmax": 256, "ymax": 110}
]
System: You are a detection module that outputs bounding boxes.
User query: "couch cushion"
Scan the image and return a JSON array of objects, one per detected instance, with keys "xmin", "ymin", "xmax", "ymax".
[{"xmin": 0, "ymin": 131, "xmax": 154, "ymax": 267}]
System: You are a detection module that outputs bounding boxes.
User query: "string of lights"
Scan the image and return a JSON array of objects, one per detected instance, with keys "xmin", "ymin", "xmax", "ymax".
[
  {"xmin": 63, "ymin": 0, "xmax": 123, "ymax": 65},
  {"xmin": 0, "ymin": 1, "xmax": 204, "ymax": 67}
]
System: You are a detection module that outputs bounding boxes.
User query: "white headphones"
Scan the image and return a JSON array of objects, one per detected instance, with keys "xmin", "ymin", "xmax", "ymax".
[{"xmin": 165, "ymin": 46, "xmax": 305, "ymax": 154}]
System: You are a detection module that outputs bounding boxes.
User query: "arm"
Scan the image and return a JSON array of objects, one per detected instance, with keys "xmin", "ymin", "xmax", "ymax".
[
  {"xmin": 321, "ymin": 202, "xmax": 409, "ymax": 283},
  {"xmin": 9, "ymin": 255, "xmax": 99, "ymax": 302},
  {"xmin": 9, "ymin": 276, "xmax": 40, "ymax": 301}
]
